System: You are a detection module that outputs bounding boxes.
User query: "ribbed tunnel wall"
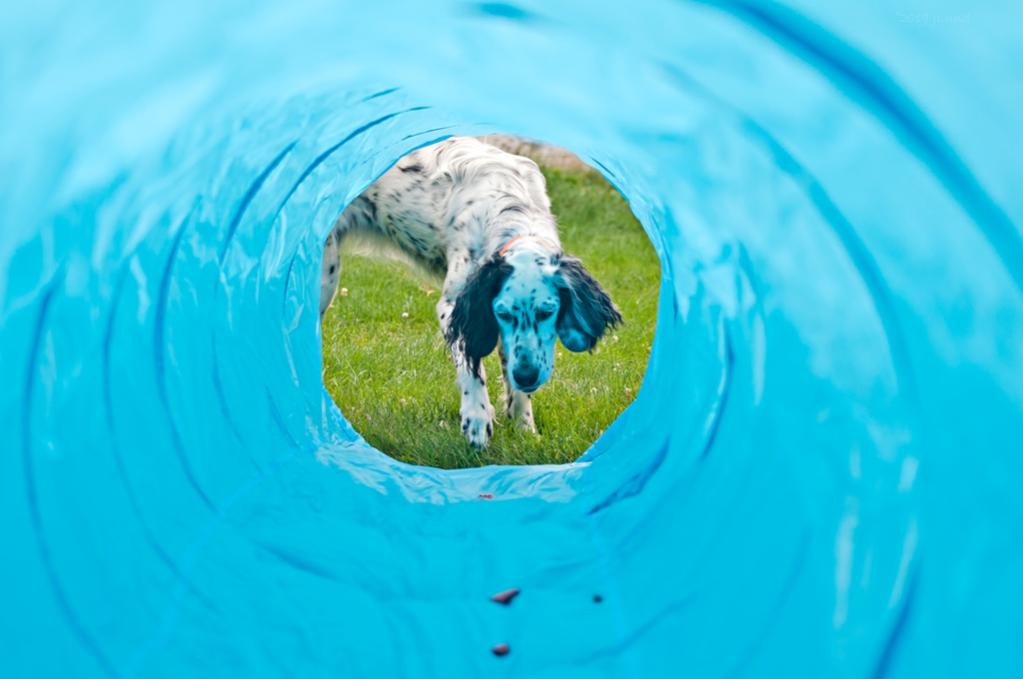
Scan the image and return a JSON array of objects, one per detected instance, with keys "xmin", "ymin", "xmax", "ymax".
[{"xmin": 2, "ymin": 1, "xmax": 1021, "ymax": 677}]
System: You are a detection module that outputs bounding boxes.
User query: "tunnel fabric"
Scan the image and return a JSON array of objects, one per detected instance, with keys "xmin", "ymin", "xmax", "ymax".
[{"xmin": 2, "ymin": 2, "xmax": 1021, "ymax": 677}]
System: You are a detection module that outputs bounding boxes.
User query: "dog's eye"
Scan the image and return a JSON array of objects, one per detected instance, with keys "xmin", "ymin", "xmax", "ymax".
[
  {"xmin": 535, "ymin": 308, "xmax": 554, "ymax": 321},
  {"xmin": 496, "ymin": 310, "xmax": 514, "ymax": 322}
]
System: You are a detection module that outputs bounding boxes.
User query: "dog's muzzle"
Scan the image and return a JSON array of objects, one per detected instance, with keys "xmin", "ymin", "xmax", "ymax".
[{"xmin": 512, "ymin": 365, "xmax": 540, "ymax": 392}]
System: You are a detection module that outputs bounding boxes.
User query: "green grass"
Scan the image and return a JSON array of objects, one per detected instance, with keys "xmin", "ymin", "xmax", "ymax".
[{"xmin": 321, "ymin": 167, "xmax": 660, "ymax": 468}]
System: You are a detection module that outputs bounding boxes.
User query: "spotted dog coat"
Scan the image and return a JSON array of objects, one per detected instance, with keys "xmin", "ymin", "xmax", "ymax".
[{"xmin": 321, "ymin": 137, "xmax": 621, "ymax": 448}]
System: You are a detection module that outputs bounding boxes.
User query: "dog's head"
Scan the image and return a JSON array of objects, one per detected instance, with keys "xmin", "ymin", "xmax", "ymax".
[{"xmin": 447, "ymin": 244, "xmax": 622, "ymax": 392}]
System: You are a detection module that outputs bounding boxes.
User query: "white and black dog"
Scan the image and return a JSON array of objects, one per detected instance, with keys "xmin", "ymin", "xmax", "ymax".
[{"xmin": 321, "ymin": 137, "xmax": 621, "ymax": 448}]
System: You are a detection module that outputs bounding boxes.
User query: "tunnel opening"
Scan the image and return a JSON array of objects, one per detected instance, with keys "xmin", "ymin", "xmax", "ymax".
[{"xmin": 317, "ymin": 135, "xmax": 661, "ymax": 468}]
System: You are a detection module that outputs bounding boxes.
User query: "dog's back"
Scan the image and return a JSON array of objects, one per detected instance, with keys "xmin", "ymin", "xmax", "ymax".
[{"xmin": 335, "ymin": 137, "xmax": 557, "ymax": 271}]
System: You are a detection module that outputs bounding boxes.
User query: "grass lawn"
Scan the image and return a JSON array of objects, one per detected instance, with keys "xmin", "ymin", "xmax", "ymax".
[{"xmin": 321, "ymin": 166, "xmax": 660, "ymax": 468}]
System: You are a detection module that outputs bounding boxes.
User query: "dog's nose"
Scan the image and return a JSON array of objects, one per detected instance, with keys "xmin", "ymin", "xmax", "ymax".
[{"xmin": 512, "ymin": 365, "xmax": 540, "ymax": 390}]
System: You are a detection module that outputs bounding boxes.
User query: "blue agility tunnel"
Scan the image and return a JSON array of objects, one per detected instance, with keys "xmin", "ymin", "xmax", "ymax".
[{"xmin": 2, "ymin": 1, "xmax": 1021, "ymax": 677}]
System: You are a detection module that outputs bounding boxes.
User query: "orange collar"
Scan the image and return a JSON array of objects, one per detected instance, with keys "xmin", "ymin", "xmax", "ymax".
[{"xmin": 498, "ymin": 235, "xmax": 560, "ymax": 258}]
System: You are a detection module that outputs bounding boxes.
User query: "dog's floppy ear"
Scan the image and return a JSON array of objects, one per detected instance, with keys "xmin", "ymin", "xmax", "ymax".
[
  {"xmin": 555, "ymin": 255, "xmax": 622, "ymax": 352},
  {"xmin": 446, "ymin": 256, "xmax": 513, "ymax": 375}
]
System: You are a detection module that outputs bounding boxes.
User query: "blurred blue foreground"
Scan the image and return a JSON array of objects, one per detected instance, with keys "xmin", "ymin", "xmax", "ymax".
[{"xmin": 1, "ymin": 1, "xmax": 1021, "ymax": 677}]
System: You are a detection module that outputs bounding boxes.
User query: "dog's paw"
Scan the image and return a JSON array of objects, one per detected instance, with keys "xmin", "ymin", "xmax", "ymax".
[
  {"xmin": 516, "ymin": 417, "xmax": 538, "ymax": 434},
  {"xmin": 461, "ymin": 409, "xmax": 494, "ymax": 449},
  {"xmin": 505, "ymin": 394, "xmax": 536, "ymax": 434}
]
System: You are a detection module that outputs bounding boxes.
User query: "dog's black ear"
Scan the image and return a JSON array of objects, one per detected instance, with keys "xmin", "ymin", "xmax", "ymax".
[
  {"xmin": 446, "ymin": 256, "xmax": 513, "ymax": 375},
  {"xmin": 555, "ymin": 255, "xmax": 622, "ymax": 352}
]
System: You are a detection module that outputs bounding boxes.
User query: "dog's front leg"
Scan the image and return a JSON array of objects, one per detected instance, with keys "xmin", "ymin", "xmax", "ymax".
[
  {"xmin": 437, "ymin": 294, "xmax": 494, "ymax": 448},
  {"xmin": 319, "ymin": 227, "xmax": 342, "ymax": 318}
]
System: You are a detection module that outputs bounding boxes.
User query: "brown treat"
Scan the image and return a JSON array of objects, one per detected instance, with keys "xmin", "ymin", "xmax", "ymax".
[{"xmin": 490, "ymin": 587, "xmax": 520, "ymax": 605}]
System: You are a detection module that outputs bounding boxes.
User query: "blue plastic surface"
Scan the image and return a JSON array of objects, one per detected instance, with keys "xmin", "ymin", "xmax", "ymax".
[{"xmin": 2, "ymin": 1, "xmax": 1021, "ymax": 677}]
